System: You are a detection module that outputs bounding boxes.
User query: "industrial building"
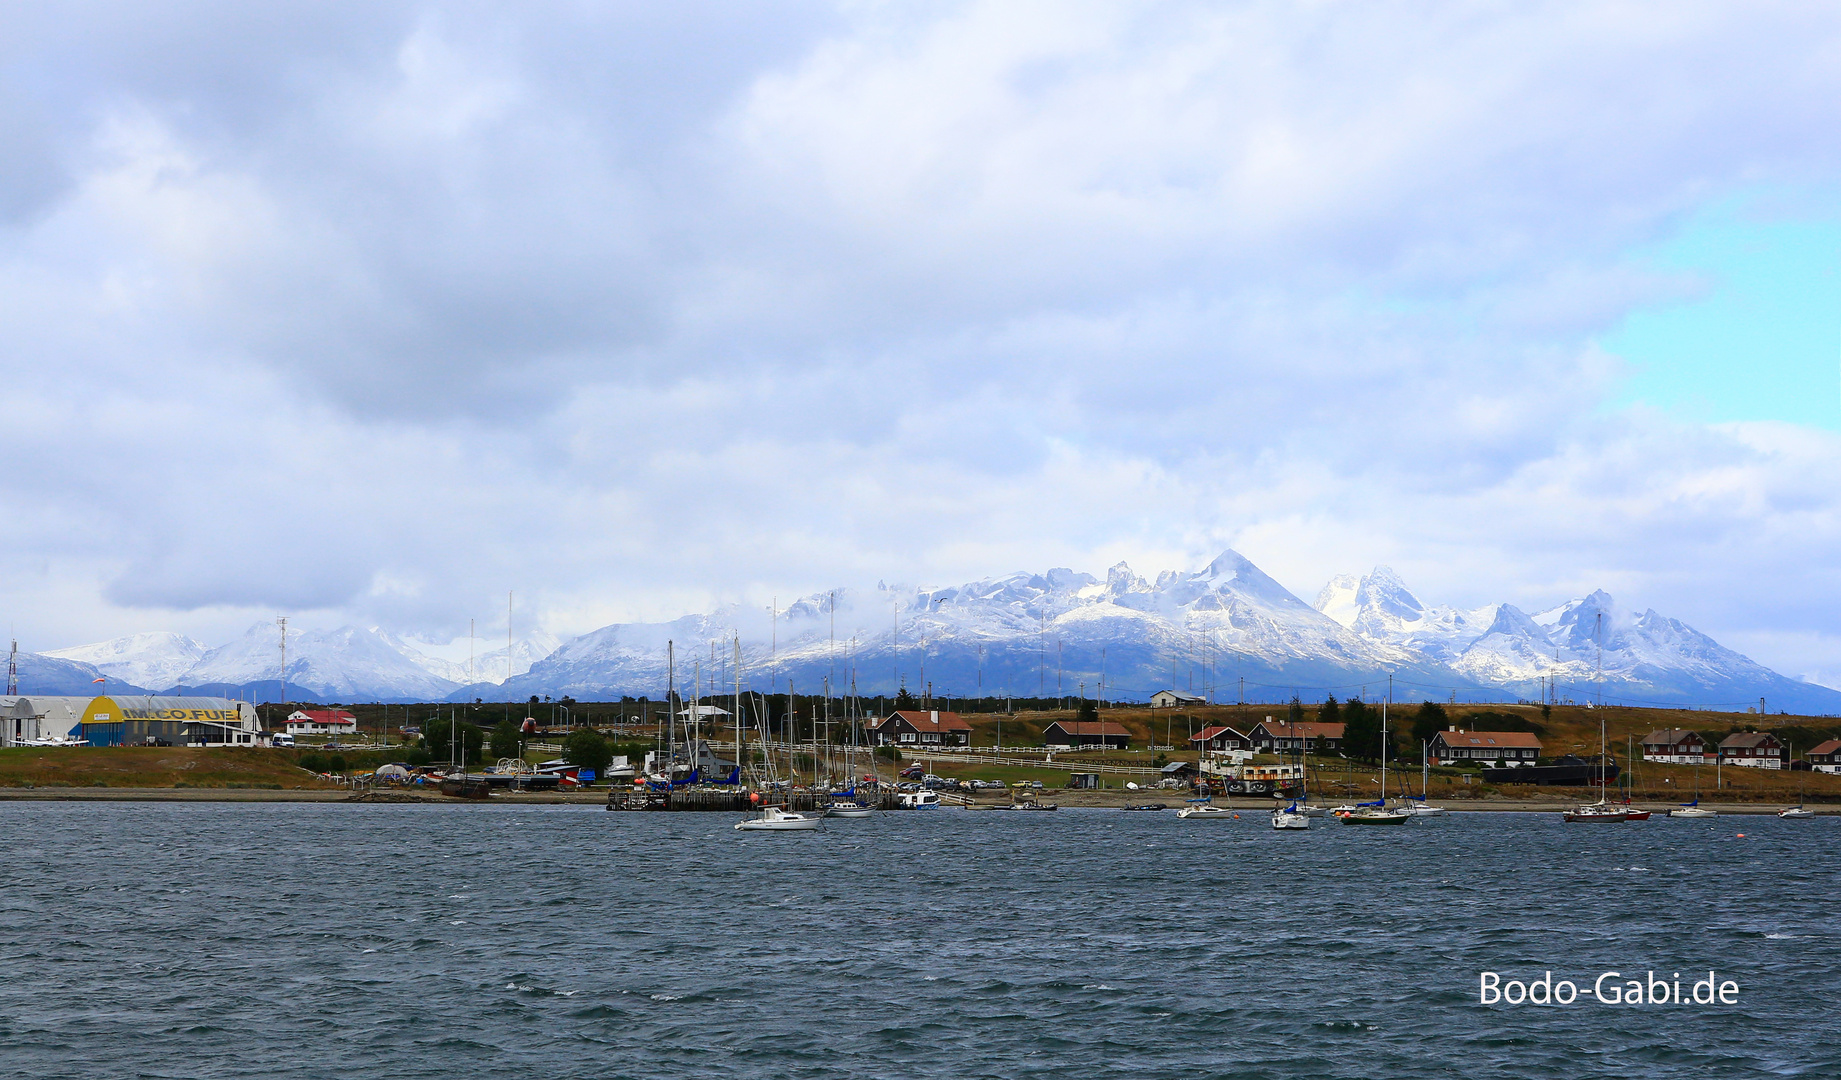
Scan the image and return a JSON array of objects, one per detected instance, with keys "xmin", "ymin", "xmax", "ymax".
[
  {"xmin": 0, "ymin": 697, "xmax": 95, "ymax": 746},
  {"xmin": 75, "ymin": 696, "xmax": 264, "ymax": 747}
]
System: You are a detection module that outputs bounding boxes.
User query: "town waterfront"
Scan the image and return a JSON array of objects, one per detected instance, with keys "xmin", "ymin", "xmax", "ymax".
[{"xmin": 2, "ymin": 803, "xmax": 1836, "ymax": 1078}]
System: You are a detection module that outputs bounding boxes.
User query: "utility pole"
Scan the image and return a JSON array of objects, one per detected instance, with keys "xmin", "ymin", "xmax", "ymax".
[{"xmin": 276, "ymin": 616, "xmax": 288, "ymax": 705}]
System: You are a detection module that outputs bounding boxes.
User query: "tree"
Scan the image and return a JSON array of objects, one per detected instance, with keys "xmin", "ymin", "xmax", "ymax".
[
  {"xmin": 422, "ymin": 716, "xmax": 484, "ymax": 764},
  {"xmin": 490, "ymin": 720, "xmax": 522, "ymax": 761},
  {"xmin": 1076, "ymin": 698, "xmax": 1099, "ymax": 725},
  {"xmin": 563, "ymin": 727, "xmax": 614, "ymax": 775},
  {"xmin": 895, "ymin": 688, "xmax": 917, "ymax": 709},
  {"xmin": 1319, "ymin": 695, "xmax": 1341, "ymax": 727},
  {"xmin": 1411, "ymin": 701, "xmax": 1448, "ymax": 750},
  {"xmin": 1343, "ymin": 699, "xmax": 1380, "ymax": 762},
  {"xmin": 1287, "ymin": 695, "xmax": 1304, "ymax": 725}
]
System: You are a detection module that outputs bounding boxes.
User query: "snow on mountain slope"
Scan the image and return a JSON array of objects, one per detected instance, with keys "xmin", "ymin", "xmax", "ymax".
[
  {"xmin": 490, "ymin": 551, "xmax": 1470, "ymax": 702},
  {"xmin": 44, "ymin": 632, "xmax": 208, "ymax": 690},
  {"xmin": 179, "ymin": 623, "xmax": 461, "ymax": 701},
  {"xmin": 6, "ymin": 650, "xmax": 145, "ymax": 696},
  {"xmin": 376, "ymin": 630, "xmax": 564, "ymax": 686},
  {"xmin": 1319, "ymin": 569, "xmax": 1841, "ymax": 713}
]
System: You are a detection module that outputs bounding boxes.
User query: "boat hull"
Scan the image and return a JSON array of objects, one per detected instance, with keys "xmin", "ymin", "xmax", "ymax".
[
  {"xmin": 1270, "ymin": 812, "xmax": 1312, "ymax": 830},
  {"xmin": 1339, "ymin": 810, "xmax": 1411, "ymax": 825}
]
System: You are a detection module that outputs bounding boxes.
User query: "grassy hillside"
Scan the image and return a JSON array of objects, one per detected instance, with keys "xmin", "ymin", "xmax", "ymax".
[{"xmin": 0, "ymin": 747, "xmax": 340, "ymax": 789}]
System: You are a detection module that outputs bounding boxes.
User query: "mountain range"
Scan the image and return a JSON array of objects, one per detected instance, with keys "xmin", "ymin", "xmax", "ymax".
[{"xmin": 16, "ymin": 551, "xmax": 1841, "ymax": 714}]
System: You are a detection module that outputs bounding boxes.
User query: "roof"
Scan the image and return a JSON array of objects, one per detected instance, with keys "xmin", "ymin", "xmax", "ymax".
[
  {"xmin": 1433, "ymin": 730, "xmax": 1542, "ymax": 749},
  {"xmin": 1808, "ymin": 739, "xmax": 1841, "ymax": 757},
  {"xmin": 1161, "ymin": 760, "xmax": 1196, "ymax": 773},
  {"xmin": 288, "ymin": 709, "xmax": 357, "ymax": 725},
  {"xmin": 1191, "ymin": 725, "xmax": 1247, "ymax": 742},
  {"xmin": 1642, "ymin": 728, "xmax": 1703, "ymax": 744},
  {"xmin": 1719, "ymin": 731, "xmax": 1779, "ymax": 749},
  {"xmin": 878, "ymin": 710, "xmax": 972, "ymax": 733},
  {"xmin": 1044, "ymin": 720, "xmax": 1130, "ymax": 736},
  {"xmin": 1253, "ymin": 721, "xmax": 1346, "ymax": 739},
  {"xmin": 1154, "ymin": 690, "xmax": 1206, "ymax": 702}
]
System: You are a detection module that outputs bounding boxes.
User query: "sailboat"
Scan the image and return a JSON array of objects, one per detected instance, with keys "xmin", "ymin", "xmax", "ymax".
[
  {"xmin": 1340, "ymin": 679, "xmax": 1411, "ymax": 825},
  {"xmin": 1669, "ymin": 754, "xmax": 1717, "ymax": 817},
  {"xmin": 1270, "ymin": 800, "xmax": 1312, "ymax": 830},
  {"xmin": 1562, "ymin": 712, "xmax": 1627, "ymax": 822},
  {"xmin": 1619, "ymin": 735, "xmax": 1651, "ymax": 820},
  {"xmin": 1397, "ymin": 739, "xmax": 1447, "ymax": 816},
  {"xmin": 1780, "ymin": 753, "xmax": 1814, "ymax": 818}
]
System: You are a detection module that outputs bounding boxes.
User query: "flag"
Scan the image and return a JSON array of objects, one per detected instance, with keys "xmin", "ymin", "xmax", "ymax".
[{"xmin": 91, "ymin": 677, "xmax": 106, "ymax": 684}]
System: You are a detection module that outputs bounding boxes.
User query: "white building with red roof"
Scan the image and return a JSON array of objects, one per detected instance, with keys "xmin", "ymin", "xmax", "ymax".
[{"xmin": 285, "ymin": 709, "xmax": 359, "ymax": 736}]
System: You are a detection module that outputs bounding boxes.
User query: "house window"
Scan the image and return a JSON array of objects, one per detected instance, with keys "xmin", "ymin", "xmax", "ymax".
[{"xmin": 900, "ymin": 733, "xmax": 915, "ymax": 743}]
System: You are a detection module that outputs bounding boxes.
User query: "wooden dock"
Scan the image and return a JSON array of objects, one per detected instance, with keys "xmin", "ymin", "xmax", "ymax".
[{"xmin": 605, "ymin": 788, "xmax": 907, "ymax": 812}]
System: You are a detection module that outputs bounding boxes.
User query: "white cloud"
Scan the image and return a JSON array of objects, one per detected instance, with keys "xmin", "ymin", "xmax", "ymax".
[{"xmin": 2, "ymin": 1, "xmax": 1840, "ymax": 685}]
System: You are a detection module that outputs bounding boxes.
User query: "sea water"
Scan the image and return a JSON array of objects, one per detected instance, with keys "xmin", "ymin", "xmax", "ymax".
[{"xmin": 0, "ymin": 802, "xmax": 1835, "ymax": 1079}]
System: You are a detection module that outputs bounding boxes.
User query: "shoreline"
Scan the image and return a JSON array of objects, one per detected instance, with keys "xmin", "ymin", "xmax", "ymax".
[{"xmin": 0, "ymin": 786, "xmax": 1824, "ymax": 814}]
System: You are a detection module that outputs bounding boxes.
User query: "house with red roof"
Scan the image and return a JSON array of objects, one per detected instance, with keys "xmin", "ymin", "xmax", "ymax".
[
  {"xmin": 1427, "ymin": 729, "xmax": 1542, "ymax": 767},
  {"xmin": 285, "ymin": 709, "xmax": 359, "ymax": 736},
  {"xmin": 870, "ymin": 710, "xmax": 972, "ymax": 748}
]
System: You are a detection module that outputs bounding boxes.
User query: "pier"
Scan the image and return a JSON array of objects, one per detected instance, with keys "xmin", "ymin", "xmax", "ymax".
[{"xmin": 605, "ymin": 787, "xmax": 907, "ymax": 812}]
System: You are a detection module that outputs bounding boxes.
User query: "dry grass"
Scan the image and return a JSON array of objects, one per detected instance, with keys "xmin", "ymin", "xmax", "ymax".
[{"xmin": 0, "ymin": 747, "xmax": 339, "ymax": 790}]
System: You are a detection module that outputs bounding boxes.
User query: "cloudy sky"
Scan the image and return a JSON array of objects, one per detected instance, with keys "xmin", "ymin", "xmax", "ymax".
[{"xmin": 3, "ymin": 2, "xmax": 1840, "ymax": 681}]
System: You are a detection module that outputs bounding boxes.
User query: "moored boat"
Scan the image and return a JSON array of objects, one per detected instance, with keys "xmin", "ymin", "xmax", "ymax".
[
  {"xmin": 1177, "ymin": 804, "xmax": 1237, "ymax": 819},
  {"xmin": 1270, "ymin": 801, "xmax": 1311, "ymax": 830},
  {"xmin": 736, "ymin": 805, "xmax": 822, "ymax": 831},
  {"xmin": 1562, "ymin": 803, "xmax": 1628, "ymax": 823}
]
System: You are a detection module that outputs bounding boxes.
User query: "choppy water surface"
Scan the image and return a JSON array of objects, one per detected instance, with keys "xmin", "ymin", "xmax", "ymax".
[{"xmin": 1, "ymin": 803, "xmax": 1836, "ymax": 1079}]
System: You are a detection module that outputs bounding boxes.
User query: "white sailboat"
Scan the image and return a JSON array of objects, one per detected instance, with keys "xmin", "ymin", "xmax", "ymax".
[
  {"xmin": 1341, "ymin": 681, "xmax": 1411, "ymax": 825},
  {"xmin": 1270, "ymin": 800, "xmax": 1311, "ymax": 830},
  {"xmin": 1780, "ymin": 754, "xmax": 1814, "ymax": 818},
  {"xmin": 1669, "ymin": 756, "xmax": 1716, "ymax": 817},
  {"xmin": 1398, "ymin": 739, "xmax": 1447, "ymax": 816}
]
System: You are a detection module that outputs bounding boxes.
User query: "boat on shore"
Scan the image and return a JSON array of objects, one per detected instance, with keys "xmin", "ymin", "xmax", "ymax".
[{"xmin": 438, "ymin": 774, "xmax": 492, "ymax": 799}]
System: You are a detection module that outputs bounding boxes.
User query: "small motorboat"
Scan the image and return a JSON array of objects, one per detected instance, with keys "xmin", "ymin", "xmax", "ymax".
[
  {"xmin": 1177, "ymin": 804, "xmax": 1237, "ymax": 820},
  {"xmin": 736, "ymin": 806, "xmax": 822, "ymax": 831},
  {"xmin": 897, "ymin": 790, "xmax": 942, "ymax": 809},
  {"xmin": 1122, "ymin": 803, "xmax": 1169, "ymax": 812},
  {"xmin": 825, "ymin": 800, "xmax": 873, "ymax": 818},
  {"xmin": 1668, "ymin": 801, "xmax": 1717, "ymax": 819},
  {"xmin": 1270, "ymin": 802, "xmax": 1312, "ymax": 830}
]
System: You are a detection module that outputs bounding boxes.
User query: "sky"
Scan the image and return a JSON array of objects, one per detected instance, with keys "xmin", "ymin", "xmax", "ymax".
[{"xmin": 3, "ymin": 1, "xmax": 1841, "ymax": 682}]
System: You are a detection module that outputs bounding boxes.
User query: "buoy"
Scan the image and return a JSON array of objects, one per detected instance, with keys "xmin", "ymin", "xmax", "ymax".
[
  {"xmin": 749, "ymin": 792, "xmax": 761, "ymax": 804},
  {"xmin": 1736, "ymin": 832, "xmax": 1745, "ymax": 838}
]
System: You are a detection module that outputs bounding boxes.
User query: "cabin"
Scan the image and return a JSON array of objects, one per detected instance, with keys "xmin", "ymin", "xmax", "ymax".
[
  {"xmin": 285, "ymin": 709, "xmax": 359, "ymax": 736},
  {"xmin": 1042, "ymin": 720, "xmax": 1130, "ymax": 749},
  {"xmin": 1641, "ymin": 729, "xmax": 1708, "ymax": 764},
  {"xmin": 869, "ymin": 710, "xmax": 972, "ymax": 748},
  {"xmin": 1151, "ymin": 690, "xmax": 1207, "ymax": 709},
  {"xmin": 1805, "ymin": 738, "xmax": 1841, "ymax": 775},
  {"xmin": 1717, "ymin": 731, "xmax": 1783, "ymax": 769},
  {"xmin": 1427, "ymin": 729, "xmax": 1542, "ymax": 767},
  {"xmin": 1190, "ymin": 725, "xmax": 1250, "ymax": 752},
  {"xmin": 1248, "ymin": 720, "xmax": 1344, "ymax": 754}
]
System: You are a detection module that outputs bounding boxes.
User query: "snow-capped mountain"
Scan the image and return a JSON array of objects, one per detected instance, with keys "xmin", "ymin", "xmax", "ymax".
[
  {"xmin": 28, "ymin": 552, "xmax": 1839, "ymax": 711},
  {"xmin": 3, "ymin": 650, "xmax": 146, "ymax": 696},
  {"xmin": 381, "ymin": 629, "xmax": 564, "ymax": 687},
  {"xmin": 488, "ymin": 551, "xmax": 1469, "ymax": 703},
  {"xmin": 1317, "ymin": 567, "xmax": 1841, "ymax": 713},
  {"xmin": 44, "ymin": 632, "xmax": 209, "ymax": 690},
  {"xmin": 172, "ymin": 623, "xmax": 462, "ymax": 701}
]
